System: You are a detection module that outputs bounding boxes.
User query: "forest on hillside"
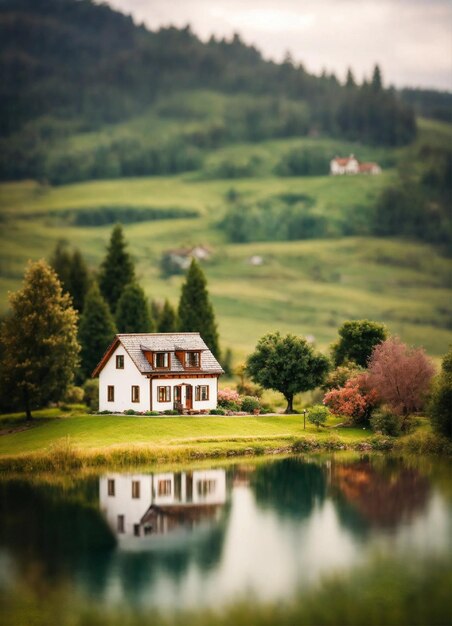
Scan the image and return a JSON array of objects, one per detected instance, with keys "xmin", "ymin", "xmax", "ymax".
[{"xmin": 0, "ymin": 0, "xmax": 426, "ymax": 183}]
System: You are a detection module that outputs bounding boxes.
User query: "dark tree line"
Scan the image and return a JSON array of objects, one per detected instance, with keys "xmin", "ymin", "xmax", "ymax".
[{"xmin": 0, "ymin": 0, "xmax": 418, "ymax": 183}]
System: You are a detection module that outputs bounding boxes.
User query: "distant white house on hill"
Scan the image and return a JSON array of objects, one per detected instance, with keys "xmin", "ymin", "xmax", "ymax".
[
  {"xmin": 92, "ymin": 333, "xmax": 223, "ymax": 413},
  {"xmin": 330, "ymin": 154, "xmax": 381, "ymax": 176}
]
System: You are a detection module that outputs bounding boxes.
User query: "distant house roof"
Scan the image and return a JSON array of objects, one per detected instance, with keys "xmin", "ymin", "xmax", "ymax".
[
  {"xmin": 358, "ymin": 162, "xmax": 380, "ymax": 172},
  {"xmin": 331, "ymin": 155, "xmax": 358, "ymax": 166},
  {"xmin": 92, "ymin": 333, "xmax": 223, "ymax": 377}
]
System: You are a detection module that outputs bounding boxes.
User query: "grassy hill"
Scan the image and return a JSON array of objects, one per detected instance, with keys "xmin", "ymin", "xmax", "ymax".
[{"xmin": 1, "ymin": 118, "xmax": 451, "ymax": 361}]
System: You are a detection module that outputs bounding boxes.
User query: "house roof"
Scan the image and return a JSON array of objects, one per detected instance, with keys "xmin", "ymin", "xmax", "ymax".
[
  {"xmin": 332, "ymin": 155, "xmax": 358, "ymax": 166},
  {"xmin": 358, "ymin": 162, "xmax": 380, "ymax": 172},
  {"xmin": 92, "ymin": 333, "xmax": 223, "ymax": 377}
]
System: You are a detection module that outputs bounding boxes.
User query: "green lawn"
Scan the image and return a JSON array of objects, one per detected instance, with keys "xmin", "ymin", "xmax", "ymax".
[
  {"xmin": 0, "ymin": 409, "xmax": 371, "ymax": 458},
  {"xmin": 1, "ymin": 118, "xmax": 451, "ymax": 361}
]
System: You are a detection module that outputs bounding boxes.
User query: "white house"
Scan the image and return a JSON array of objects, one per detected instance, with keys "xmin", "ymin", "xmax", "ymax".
[
  {"xmin": 99, "ymin": 469, "xmax": 227, "ymax": 543},
  {"xmin": 92, "ymin": 332, "xmax": 223, "ymax": 413},
  {"xmin": 330, "ymin": 154, "xmax": 381, "ymax": 176}
]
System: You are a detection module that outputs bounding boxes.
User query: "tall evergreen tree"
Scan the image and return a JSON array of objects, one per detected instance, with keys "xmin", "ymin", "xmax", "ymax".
[
  {"xmin": 78, "ymin": 282, "xmax": 117, "ymax": 380},
  {"xmin": 69, "ymin": 249, "xmax": 90, "ymax": 312},
  {"xmin": 0, "ymin": 260, "xmax": 80, "ymax": 419},
  {"xmin": 371, "ymin": 64, "xmax": 383, "ymax": 91},
  {"xmin": 157, "ymin": 299, "xmax": 178, "ymax": 333},
  {"xmin": 115, "ymin": 283, "xmax": 154, "ymax": 333},
  {"xmin": 49, "ymin": 240, "xmax": 72, "ymax": 294},
  {"xmin": 345, "ymin": 68, "xmax": 356, "ymax": 89},
  {"xmin": 99, "ymin": 224, "xmax": 135, "ymax": 313},
  {"xmin": 178, "ymin": 259, "xmax": 220, "ymax": 358}
]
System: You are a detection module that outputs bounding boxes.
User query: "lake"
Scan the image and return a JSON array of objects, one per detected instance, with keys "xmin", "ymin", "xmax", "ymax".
[{"xmin": 0, "ymin": 453, "xmax": 451, "ymax": 624}]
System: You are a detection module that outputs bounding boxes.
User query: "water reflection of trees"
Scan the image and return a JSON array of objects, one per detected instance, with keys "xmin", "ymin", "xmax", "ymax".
[
  {"xmin": 250, "ymin": 458, "xmax": 327, "ymax": 519},
  {"xmin": 330, "ymin": 457, "xmax": 431, "ymax": 533}
]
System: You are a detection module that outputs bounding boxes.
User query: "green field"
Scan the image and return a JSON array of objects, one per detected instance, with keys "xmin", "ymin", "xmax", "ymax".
[
  {"xmin": 1, "ymin": 118, "xmax": 451, "ymax": 361},
  {"xmin": 0, "ymin": 409, "xmax": 371, "ymax": 459}
]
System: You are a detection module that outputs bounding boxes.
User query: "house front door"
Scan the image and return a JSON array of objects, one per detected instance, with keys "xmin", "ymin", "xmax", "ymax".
[{"xmin": 185, "ymin": 384, "xmax": 192, "ymax": 410}]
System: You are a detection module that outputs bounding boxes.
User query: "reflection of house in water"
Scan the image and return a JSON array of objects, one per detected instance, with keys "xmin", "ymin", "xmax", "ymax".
[{"xmin": 99, "ymin": 470, "xmax": 227, "ymax": 545}]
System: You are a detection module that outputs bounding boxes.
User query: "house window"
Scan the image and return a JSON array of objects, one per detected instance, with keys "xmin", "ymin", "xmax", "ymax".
[
  {"xmin": 108, "ymin": 479, "xmax": 115, "ymax": 496},
  {"xmin": 117, "ymin": 515, "xmax": 125, "ymax": 533},
  {"xmin": 107, "ymin": 386, "xmax": 114, "ymax": 402},
  {"xmin": 186, "ymin": 352, "xmax": 200, "ymax": 368},
  {"xmin": 116, "ymin": 355, "xmax": 124, "ymax": 369},
  {"xmin": 134, "ymin": 524, "xmax": 140, "ymax": 537},
  {"xmin": 132, "ymin": 480, "xmax": 140, "ymax": 499},
  {"xmin": 174, "ymin": 386, "xmax": 182, "ymax": 403},
  {"xmin": 195, "ymin": 385, "xmax": 209, "ymax": 401},
  {"xmin": 158, "ymin": 386, "xmax": 171, "ymax": 403},
  {"xmin": 158, "ymin": 479, "xmax": 172, "ymax": 496},
  {"xmin": 155, "ymin": 352, "xmax": 169, "ymax": 368},
  {"xmin": 131, "ymin": 385, "xmax": 140, "ymax": 403},
  {"xmin": 197, "ymin": 479, "xmax": 216, "ymax": 497}
]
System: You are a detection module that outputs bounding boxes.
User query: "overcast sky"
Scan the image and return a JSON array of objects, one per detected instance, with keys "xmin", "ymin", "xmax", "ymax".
[{"xmin": 101, "ymin": 0, "xmax": 452, "ymax": 90}]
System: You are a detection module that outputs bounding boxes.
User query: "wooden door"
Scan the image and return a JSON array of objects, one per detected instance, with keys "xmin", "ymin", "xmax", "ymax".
[{"xmin": 185, "ymin": 385, "xmax": 192, "ymax": 410}]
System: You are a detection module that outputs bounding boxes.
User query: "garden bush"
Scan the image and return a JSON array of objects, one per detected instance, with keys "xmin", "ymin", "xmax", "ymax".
[
  {"xmin": 218, "ymin": 388, "xmax": 242, "ymax": 410},
  {"xmin": 210, "ymin": 408, "xmax": 226, "ymax": 415},
  {"xmin": 307, "ymin": 405, "xmax": 330, "ymax": 429},
  {"xmin": 241, "ymin": 396, "xmax": 261, "ymax": 413},
  {"xmin": 63, "ymin": 386, "xmax": 85, "ymax": 404},
  {"xmin": 124, "ymin": 409, "xmax": 137, "ymax": 415},
  {"xmin": 82, "ymin": 379, "xmax": 99, "ymax": 411},
  {"xmin": 370, "ymin": 408, "xmax": 402, "ymax": 436},
  {"xmin": 163, "ymin": 409, "xmax": 180, "ymax": 415},
  {"xmin": 144, "ymin": 411, "xmax": 160, "ymax": 416}
]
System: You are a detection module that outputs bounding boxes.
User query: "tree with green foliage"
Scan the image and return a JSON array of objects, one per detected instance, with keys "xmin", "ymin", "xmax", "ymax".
[
  {"xmin": 0, "ymin": 260, "xmax": 80, "ymax": 419},
  {"xmin": 178, "ymin": 259, "xmax": 220, "ymax": 358},
  {"xmin": 157, "ymin": 299, "xmax": 178, "ymax": 333},
  {"xmin": 115, "ymin": 283, "xmax": 153, "ymax": 333},
  {"xmin": 428, "ymin": 347, "xmax": 452, "ymax": 439},
  {"xmin": 246, "ymin": 332, "xmax": 330, "ymax": 413},
  {"xmin": 50, "ymin": 241, "xmax": 90, "ymax": 312},
  {"xmin": 49, "ymin": 240, "xmax": 72, "ymax": 293},
  {"xmin": 322, "ymin": 361, "xmax": 364, "ymax": 391},
  {"xmin": 68, "ymin": 249, "xmax": 90, "ymax": 312},
  {"xmin": 99, "ymin": 224, "xmax": 135, "ymax": 313},
  {"xmin": 78, "ymin": 282, "xmax": 117, "ymax": 380},
  {"xmin": 308, "ymin": 405, "xmax": 330, "ymax": 429},
  {"xmin": 332, "ymin": 320, "xmax": 387, "ymax": 367}
]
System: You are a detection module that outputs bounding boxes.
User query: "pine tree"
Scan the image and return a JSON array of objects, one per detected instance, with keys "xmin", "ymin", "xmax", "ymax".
[
  {"xmin": 0, "ymin": 260, "xmax": 80, "ymax": 419},
  {"xmin": 157, "ymin": 299, "xmax": 178, "ymax": 333},
  {"xmin": 178, "ymin": 259, "xmax": 220, "ymax": 357},
  {"xmin": 371, "ymin": 64, "xmax": 383, "ymax": 91},
  {"xmin": 49, "ymin": 240, "xmax": 72, "ymax": 294},
  {"xmin": 115, "ymin": 283, "xmax": 154, "ymax": 333},
  {"xmin": 69, "ymin": 249, "xmax": 90, "ymax": 312},
  {"xmin": 99, "ymin": 224, "xmax": 135, "ymax": 313},
  {"xmin": 78, "ymin": 282, "xmax": 117, "ymax": 380},
  {"xmin": 345, "ymin": 68, "xmax": 356, "ymax": 89}
]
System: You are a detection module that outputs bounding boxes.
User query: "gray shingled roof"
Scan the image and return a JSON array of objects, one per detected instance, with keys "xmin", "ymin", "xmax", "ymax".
[{"xmin": 117, "ymin": 333, "xmax": 223, "ymax": 375}]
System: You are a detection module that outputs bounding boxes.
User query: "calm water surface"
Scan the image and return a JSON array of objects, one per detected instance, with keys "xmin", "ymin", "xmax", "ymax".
[{"xmin": 0, "ymin": 454, "xmax": 451, "ymax": 612}]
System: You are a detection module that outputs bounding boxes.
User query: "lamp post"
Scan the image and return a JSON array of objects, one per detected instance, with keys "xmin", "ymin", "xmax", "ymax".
[{"xmin": 302, "ymin": 409, "xmax": 308, "ymax": 430}]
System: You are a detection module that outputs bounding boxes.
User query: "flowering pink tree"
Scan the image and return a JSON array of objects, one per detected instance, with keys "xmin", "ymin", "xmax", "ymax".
[
  {"xmin": 323, "ymin": 373, "xmax": 378, "ymax": 424},
  {"xmin": 367, "ymin": 337, "xmax": 435, "ymax": 418}
]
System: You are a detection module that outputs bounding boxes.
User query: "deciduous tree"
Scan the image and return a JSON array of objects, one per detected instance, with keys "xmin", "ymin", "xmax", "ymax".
[
  {"xmin": 332, "ymin": 319, "xmax": 387, "ymax": 367},
  {"xmin": 428, "ymin": 347, "xmax": 452, "ymax": 439},
  {"xmin": 178, "ymin": 259, "xmax": 220, "ymax": 358},
  {"xmin": 0, "ymin": 260, "xmax": 79, "ymax": 419},
  {"xmin": 78, "ymin": 282, "xmax": 117, "ymax": 379},
  {"xmin": 323, "ymin": 373, "xmax": 378, "ymax": 424},
  {"xmin": 246, "ymin": 332, "xmax": 330, "ymax": 413},
  {"xmin": 99, "ymin": 224, "xmax": 135, "ymax": 313},
  {"xmin": 368, "ymin": 337, "xmax": 435, "ymax": 420},
  {"xmin": 115, "ymin": 283, "xmax": 153, "ymax": 333}
]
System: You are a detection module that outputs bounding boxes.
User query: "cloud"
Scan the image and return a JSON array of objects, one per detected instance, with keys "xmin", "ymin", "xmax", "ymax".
[{"xmin": 102, "ymin": 0, "xmax": 452, "ymax": 89}]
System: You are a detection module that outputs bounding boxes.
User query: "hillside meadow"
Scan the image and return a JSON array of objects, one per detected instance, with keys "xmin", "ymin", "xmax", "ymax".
[{"xmin": 0, "ymin": 119, "xmax": 451, "ymax": 361}]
